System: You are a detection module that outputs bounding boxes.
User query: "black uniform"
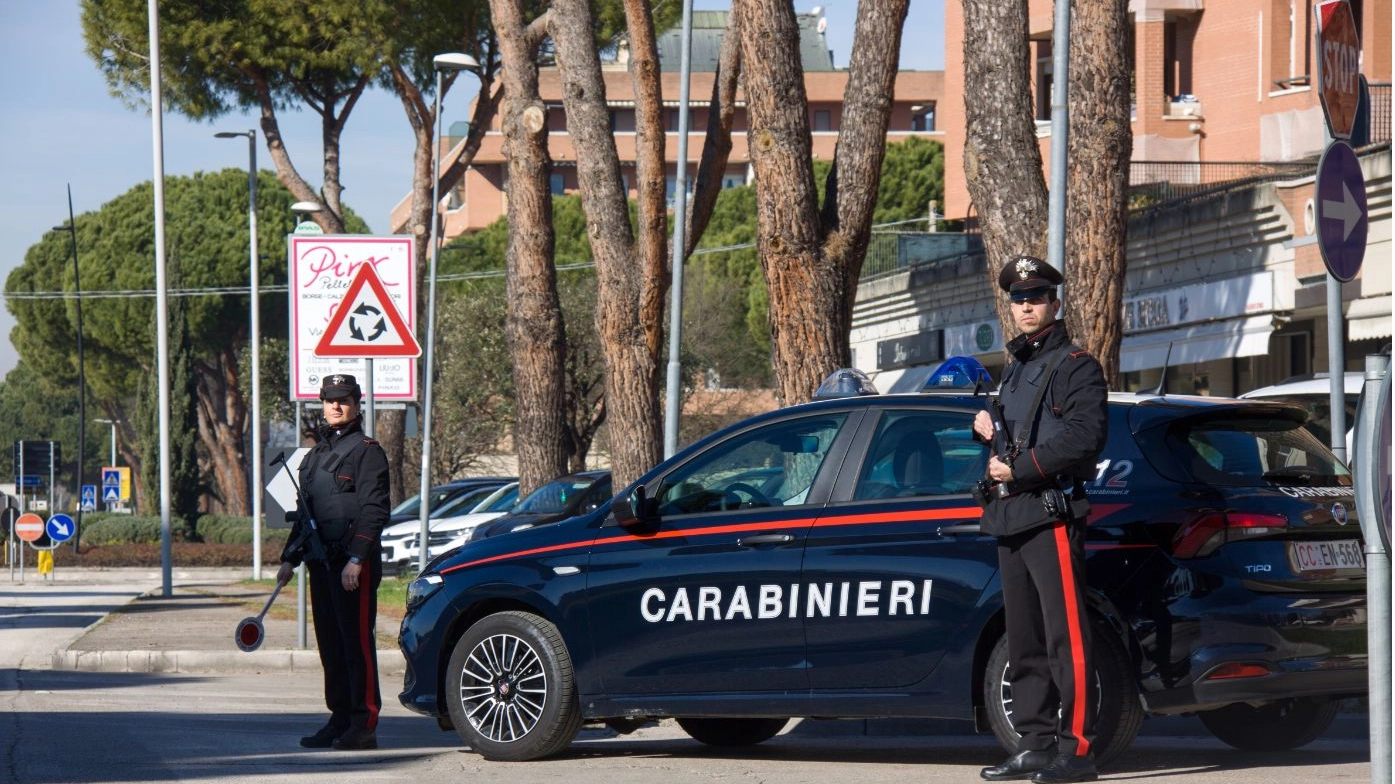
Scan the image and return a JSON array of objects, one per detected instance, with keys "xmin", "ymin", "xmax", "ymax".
[
  {"xmin": 981, "ymin": 320, "xmax": 1108, "ymax": 760},
  {"xmin": 282, "ymin": 416, "xmax": 391, "ymax": 737}
]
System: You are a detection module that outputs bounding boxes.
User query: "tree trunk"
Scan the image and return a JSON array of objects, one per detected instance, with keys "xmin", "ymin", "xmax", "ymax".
[
  {"xmin": 1064, "ymin": 0, "xmax": 1130, "ymax": 387},
  {"xmin": 685, "ymin": 11, "xmax": 743, "ymax": 256},
  {"xmin": 193, "ymin": 345, "xmax": 249, "ymax": 516},
  {"xmin": 550, "ymin": 0, "xmax": 667, "ymax": 488},
  {"xmin": 735, "ymin": 0, "xmax": 907, "ymax": 405},
  {"xmin": 960, "ymin": 0, "xmax": 1049, "ymax": 338},
  {"xmin": 491, "ymin": 0, "xmax": 569, "ymax": 495}
]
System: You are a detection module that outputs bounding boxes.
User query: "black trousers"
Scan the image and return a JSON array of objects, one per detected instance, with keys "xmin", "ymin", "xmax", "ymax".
[
  {"xmin": 307, "ymin": 552, "xmax": 382, "ymax": 732},
  {"xmin": 997, "ymin": 518, "xmax": 1096, "ymax": 758}
]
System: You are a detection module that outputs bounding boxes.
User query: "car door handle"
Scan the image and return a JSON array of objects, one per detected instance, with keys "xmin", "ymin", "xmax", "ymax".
[
  {"xmin": 738, "ymin": 533, "xmax": 794, "ymax": 547},
  {"xmin": 938, "ymin": 523, "xmax": 982, "ymax": 535}
]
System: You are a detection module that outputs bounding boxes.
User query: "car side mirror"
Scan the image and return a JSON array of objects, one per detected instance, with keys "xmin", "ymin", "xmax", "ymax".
[{"xmin": 612, "ymin": 486, "xmax": 656, "ymax": 528}]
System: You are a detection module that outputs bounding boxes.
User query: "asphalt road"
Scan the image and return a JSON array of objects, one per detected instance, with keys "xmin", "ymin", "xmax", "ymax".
[{"xmin": 0, "ymin": 568, "xmax": 1373, "ymax": 784}]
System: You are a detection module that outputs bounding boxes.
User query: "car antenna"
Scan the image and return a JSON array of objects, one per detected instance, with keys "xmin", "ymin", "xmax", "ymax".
[{"xmin": 1140, "ymin": 342, "xmax": 1173, "ymax": 396}]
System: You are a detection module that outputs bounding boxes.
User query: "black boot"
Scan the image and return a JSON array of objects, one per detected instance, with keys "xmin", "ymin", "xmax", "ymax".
[
  {"xmin": 299, "ymin": 722, "xmax": 347, "ymax": 748},
  {"xmin": 981, "ymin": 748, "xmax": 1055, "ymax": 781},
  {"xmin": 1031, "ymin": 753, "xmax": 1098, "ymax": 784},
  {"xmin": 331, "ymin": 727, "xmax": 378, "ymax": 751}
]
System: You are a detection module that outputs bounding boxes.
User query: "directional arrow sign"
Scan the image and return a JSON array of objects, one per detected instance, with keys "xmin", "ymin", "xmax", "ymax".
[
  {"xmin": 46, "ymin": 513, "xmax": 76, "ymax": 543},
  {"xmin": 1315, "ymin": 140, "xmax": 1368, "ymax": 281}
]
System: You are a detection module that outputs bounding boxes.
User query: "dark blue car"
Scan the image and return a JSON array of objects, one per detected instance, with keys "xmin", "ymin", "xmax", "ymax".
[{"xmin": 398, "ymin": 369, "xmax": 1365, "ymax": 762}]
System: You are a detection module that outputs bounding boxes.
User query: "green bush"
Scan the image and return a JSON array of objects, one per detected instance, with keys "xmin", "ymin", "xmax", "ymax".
[{"xmin": 77, "ymin": 514, "xmax": 169, "ymax": 545}]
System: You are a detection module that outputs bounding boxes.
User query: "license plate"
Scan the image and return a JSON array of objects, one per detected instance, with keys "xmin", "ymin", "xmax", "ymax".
[{"xmin": 1291, "ymin": 540, "xmax": 1366, "ymax": 571}]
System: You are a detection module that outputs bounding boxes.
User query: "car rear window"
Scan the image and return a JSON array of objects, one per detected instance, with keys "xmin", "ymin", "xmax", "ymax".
[{"xmin": 1163, "ymin": 415, "xmax": 1352, "ymax": 487}]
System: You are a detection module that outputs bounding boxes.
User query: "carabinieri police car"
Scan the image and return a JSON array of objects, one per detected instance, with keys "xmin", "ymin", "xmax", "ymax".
[{"xmin": 398, "ymin": 360, "xmax": 1366, "ymax": 762}]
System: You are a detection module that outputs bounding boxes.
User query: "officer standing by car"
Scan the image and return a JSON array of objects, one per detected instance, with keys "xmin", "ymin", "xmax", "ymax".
[
  {"xmin": 972, "ymin": 256, "xmax": 1108, "ymax": 784},
  {"xmin": 276, "ymin": 374, "xmax": 390, "ymax": 751}
]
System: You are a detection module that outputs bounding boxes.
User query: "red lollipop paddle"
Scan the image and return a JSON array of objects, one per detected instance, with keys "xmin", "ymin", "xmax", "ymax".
[{"xmin": 235, "ymin": 580, "xmax": 286, "ymax": 652}]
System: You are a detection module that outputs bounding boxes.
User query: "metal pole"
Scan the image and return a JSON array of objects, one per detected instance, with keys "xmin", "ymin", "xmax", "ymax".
[
  {"xmin": 1326, "ymin": 276, "xmax": 1348, "ymax": 462},
  {"xmin": 247, "ymin": 131, "xmax": 264, "ymax": 580},
  {"xmin": 148, "ymin": 0, "xmax": 174, "ymax": 597},
  {"xmin": 295, "ymin": 399, "xmax": 308, "ymax": 648},
  {"xmin": 1355, "ymin": 353, "xmax": 1391, "ymax": 784},
  {"xmin": 57, "ymin": 188, "xmax": 86, "ymax": 546},
  {"xmin": 1046, "ymin": 0, "xmax": 1072, "ymax": 301},
  {"xmin": 663, "ymin": 0, "xmax": 695, "ymax": 458},
  {"xmin": 418, "ymin": 66, "xmax": 447, "ymax": 573}
]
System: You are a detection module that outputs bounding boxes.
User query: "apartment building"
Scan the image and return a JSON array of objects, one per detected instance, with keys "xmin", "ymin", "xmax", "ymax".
[
  {"xmin": 390, "ymin": 10, "xmax": 944, "ymax": 243},
  {"xmin": 852, "ymin": 0, "xmax": 1391, "ymax": 397}
]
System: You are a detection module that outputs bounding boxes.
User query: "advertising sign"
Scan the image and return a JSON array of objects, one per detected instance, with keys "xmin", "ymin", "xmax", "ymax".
[{"xmin": 289, "ymin": 235, "xmax": 418, "ymax": 401}]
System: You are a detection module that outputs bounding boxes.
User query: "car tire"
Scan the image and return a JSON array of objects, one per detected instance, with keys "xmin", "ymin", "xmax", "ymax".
[
  {"xmin": 983, "ymin": 620, "xmax": 1142, "ymax": 766},
  {"xmin": 444, "ymin": 610, "xmax": 583, "ymax": 761},
  {"xmin": 676, "ymin": 717, "xmax": 789, "ymax": 747},
  {"xmin": 1197, "ymin": 697, "xmax": 1340, "ymax": 750}
]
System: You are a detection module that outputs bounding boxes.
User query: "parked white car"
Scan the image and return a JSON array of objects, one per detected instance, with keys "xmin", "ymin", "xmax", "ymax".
[
  {"xmin": 422, "ymin": 482, "xmax": 522, "ymax": 561},
  {"xmin": 1240, "ymin": 372, "xmax": 1363, "ymax": 457},
  {"xmin": 381, "ymin": 482, "xmax": 514, "ymax": 574}
]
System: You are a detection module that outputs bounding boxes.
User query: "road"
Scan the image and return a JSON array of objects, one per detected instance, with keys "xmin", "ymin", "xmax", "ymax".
[{"xmin": 0, "ymin": 569, "xmax": 1372, "ymax": 784}]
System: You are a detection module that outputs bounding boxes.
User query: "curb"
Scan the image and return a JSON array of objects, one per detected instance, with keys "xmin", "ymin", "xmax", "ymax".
[{"xmin": 51, "ymin": 648, "xmax": 405, "ymax": 675}]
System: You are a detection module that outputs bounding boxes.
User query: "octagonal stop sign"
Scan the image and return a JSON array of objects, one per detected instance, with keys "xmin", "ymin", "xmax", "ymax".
[{"xmin": 1315, "ymin": 0, "xmax": 1361, "ymax": 139}]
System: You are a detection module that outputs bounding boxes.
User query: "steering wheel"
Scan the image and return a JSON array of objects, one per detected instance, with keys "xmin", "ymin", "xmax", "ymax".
[{"xmin": 720, "ymin": 481, "xmax": 773, "ymax": 510}]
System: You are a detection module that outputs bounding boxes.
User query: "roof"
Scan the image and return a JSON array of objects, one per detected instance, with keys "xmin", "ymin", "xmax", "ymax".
[{"xmin": 655, "ymin": 10, "xmax": 835, "ymax": 73}]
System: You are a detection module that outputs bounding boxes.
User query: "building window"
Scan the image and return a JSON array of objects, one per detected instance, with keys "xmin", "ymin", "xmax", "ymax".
[
  {"xmin": 1034, "ymin": 39, "xmax": 1053, "ymax": 122},
  {"xmin": 1162, "ymin": 19, "xmax": 1195, "ymax": 100},
  {"xmin": 550, "ymin": 174, "xmax": 566, "ymax": 196},
  {"xmin": 813, "ymin": 109, "xmax": 832, "ymax": 131},
  {"xmin": 911, "ymin": 103, "xmax": 936, "ymax": 132}
]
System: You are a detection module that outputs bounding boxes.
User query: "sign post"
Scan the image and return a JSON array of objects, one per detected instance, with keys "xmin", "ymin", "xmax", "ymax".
[{"xmin": 1313, "ymin": 0, "xmax": 1366, "ymax": 464}]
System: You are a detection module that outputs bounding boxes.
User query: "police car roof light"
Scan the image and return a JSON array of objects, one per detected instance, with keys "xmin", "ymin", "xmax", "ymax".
[
  {"xmin": 813, "ymin": 368, "xmax": 880, "ymax": 399},
  {"xmin": 923, "ymin": 356, "xmax": 993, "ymax": 392}
]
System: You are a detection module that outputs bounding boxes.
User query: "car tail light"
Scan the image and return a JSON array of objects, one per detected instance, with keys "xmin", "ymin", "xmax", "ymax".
[{"xmin": 1171, "ymin": 511, "xmax": 1288, "ymax": 558}]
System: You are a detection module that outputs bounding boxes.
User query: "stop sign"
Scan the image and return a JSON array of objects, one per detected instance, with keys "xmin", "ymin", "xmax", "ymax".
[{"xmin": 1315, "ymin": 0, "xmax": 1362, "ymax": 139}]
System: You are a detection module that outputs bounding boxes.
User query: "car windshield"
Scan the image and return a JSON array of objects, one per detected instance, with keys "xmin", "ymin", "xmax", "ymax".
[
  {"xmin": 514, "ymin": 477, "xmax": 602, "ymax": 514},
  {"xmin": 1164, "ymin": 414, "xmax": 1352, "ymax": 486},
  {"xmin": 482, "ymin": 485, "xmax": 520, "ymax": 512},
  {"xmin": 433, "ymin": 485, "xmax": 502, "ymax": 518},
  {"xmin": 1259, "ymin": 393, "xmax": 1359, "ymax": 446}
]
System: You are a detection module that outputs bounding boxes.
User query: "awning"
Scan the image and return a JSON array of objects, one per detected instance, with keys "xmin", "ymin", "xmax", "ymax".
[
  {"xmin": 1121, "ymin": 315, "xmax": 1276, "ymax": 373},
  {"xmin": 1348, "ymin": 295, "xmax": 1392, "ymax": 341}
]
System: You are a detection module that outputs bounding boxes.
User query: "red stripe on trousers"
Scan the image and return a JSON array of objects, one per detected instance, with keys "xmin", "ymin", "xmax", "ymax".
[
  {"xmin": 358, "ymin": 583, "xmax": 380, "ymax": 728},
  {"xmin": 1053, "ymin": 523, "xmax": 1090, "ymax": 757}
]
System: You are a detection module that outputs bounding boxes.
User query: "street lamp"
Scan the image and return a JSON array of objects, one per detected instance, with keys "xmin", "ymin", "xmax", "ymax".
[
  {"xmin": 419, "ymin": 51, "xmax": 480, "ymax": 573},
  {"xmin": 53, "ymin": 185, "xmax": 85, "ymax": 545},
  {"xmin": 215, "ymin": 128, "xmax": 264, "ymax": 580},
  {"xmin": 93, "ymin": 419, "xmax": 119, "ymax": 466}
]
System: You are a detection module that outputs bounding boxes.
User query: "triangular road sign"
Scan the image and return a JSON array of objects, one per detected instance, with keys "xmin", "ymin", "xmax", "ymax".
[{"xmin": 314, "ymin": 263, "xmax": 422, "ymax": 357}]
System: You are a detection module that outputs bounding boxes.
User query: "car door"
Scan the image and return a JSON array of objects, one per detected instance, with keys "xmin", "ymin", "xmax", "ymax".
[
  {"xmin": 583, "ymin": 411, "xmax": 859, "ymax": 696},
  {"xmin": 801, "ymin": 405, "xmax": 1001, "ymax": 690}
]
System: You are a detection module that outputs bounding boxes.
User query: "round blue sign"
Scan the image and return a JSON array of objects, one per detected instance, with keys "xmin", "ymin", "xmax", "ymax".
[
  {"xmin": 1314, "ymin": 140, "xmax": 1368, "ymax": 282},
  {"xmin": 46, "ymin": 513, "xmax": 76, "ymax": 543}
]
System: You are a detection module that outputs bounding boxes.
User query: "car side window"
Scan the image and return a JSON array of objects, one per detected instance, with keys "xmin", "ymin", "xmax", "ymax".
[
  {"xmin": 655, "ymin": 414, "xmax": 848, "ymax": 514},
  {"xmin": 853, "ymin": 410, "xmax": 986, "ymax": 499}
]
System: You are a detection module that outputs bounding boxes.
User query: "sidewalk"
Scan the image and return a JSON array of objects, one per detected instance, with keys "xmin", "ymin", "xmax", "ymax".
[{"xmin": 48, "ymin": 568, "xmax": 404, "ymax": 675}]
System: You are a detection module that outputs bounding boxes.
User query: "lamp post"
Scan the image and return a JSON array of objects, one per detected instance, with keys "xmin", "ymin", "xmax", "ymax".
[
  {"xmin": 53, "ymin": 185, "xmax": 85, "ymax": 545},
  {"xmin": 418, "ymin": 51, "xmax": 480, "ymax": 573},
  {"xmin": 93, "ymin": 419, "xmax": 119, "ymax": 466},
  {"xmin": 215, "ymin": 129, "xmax": 264, "ymax": 580},
  {"xmin": 289, "ymin": 199, "xmax": 322, "ymax": 649}
]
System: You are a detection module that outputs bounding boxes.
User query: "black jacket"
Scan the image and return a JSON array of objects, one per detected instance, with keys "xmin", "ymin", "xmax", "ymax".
[
  {"xmin": 281, "ymin": 417, "xmax": 391, "ymax": 564},
  {"xmin": 980, "ymin": 322, "xmax": 1108, "ymax": 537}
]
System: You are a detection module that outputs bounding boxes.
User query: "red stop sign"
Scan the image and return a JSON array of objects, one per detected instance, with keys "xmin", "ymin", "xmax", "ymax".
[{"xmin": 1315, "ymin": 0, "xmax": 1362, "ymax": 139}]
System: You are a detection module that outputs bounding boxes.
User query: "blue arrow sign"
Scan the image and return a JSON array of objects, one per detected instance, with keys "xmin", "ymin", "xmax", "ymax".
[
  {"xmin": 47, "ymin": 513, "xmax": 76, "ymax": 543},
  {"xmin": 1314, "ymin": 140, "xmax": 1368, "ymax": 282}
]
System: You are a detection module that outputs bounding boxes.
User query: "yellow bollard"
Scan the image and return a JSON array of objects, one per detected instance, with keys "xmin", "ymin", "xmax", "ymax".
[{"xmin": 37, "ymin": 549, "xmax": 53, "ymax": 578}]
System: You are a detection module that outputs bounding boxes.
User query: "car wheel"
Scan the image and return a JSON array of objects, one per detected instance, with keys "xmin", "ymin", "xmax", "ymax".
[
  {"xmin": 676, "ymin": 717, "xmax": 789, "ymax": 746},
  {"xmin": 1197, "ymin": 697, "xmax": 1340, "ymax": 750},
  {"xmin": 983, "ymin": 620, "xmax": 1142, "ymax": 766},
  {"xmin": 444, "ymin": 610, "xmax": 583, "ymax": 761}
]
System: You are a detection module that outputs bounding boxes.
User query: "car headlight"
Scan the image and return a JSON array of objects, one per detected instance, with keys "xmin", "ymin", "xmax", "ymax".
[{"xmin": 405, "ymin": 573, "xmax": 444, "ymax": 609}]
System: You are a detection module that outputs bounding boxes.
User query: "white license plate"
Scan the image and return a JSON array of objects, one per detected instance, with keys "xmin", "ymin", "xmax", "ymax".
[{"xmin": 1291, "ymin": 540, "xmax": 1366, "ymax": 571}]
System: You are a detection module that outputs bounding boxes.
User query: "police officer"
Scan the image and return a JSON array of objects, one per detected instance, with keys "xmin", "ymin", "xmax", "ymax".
[
  {"xmin": 973, "ymin": 256, "xmax": 1108, "ymax": 784},
  {"xmin": 276, "ymin": 374, "xmax": 390, "ymax": 751}
]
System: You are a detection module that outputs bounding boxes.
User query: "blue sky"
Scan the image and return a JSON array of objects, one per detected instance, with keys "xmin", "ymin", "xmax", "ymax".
[{"xmin": 0, "ymin": 1, "xmax": 944, "ymax": 378}]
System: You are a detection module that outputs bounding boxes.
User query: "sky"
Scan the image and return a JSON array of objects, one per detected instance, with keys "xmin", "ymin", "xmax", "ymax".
[{"xmin": 0, "ymin": 1, "xmax": 945, "ymax": 379}]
